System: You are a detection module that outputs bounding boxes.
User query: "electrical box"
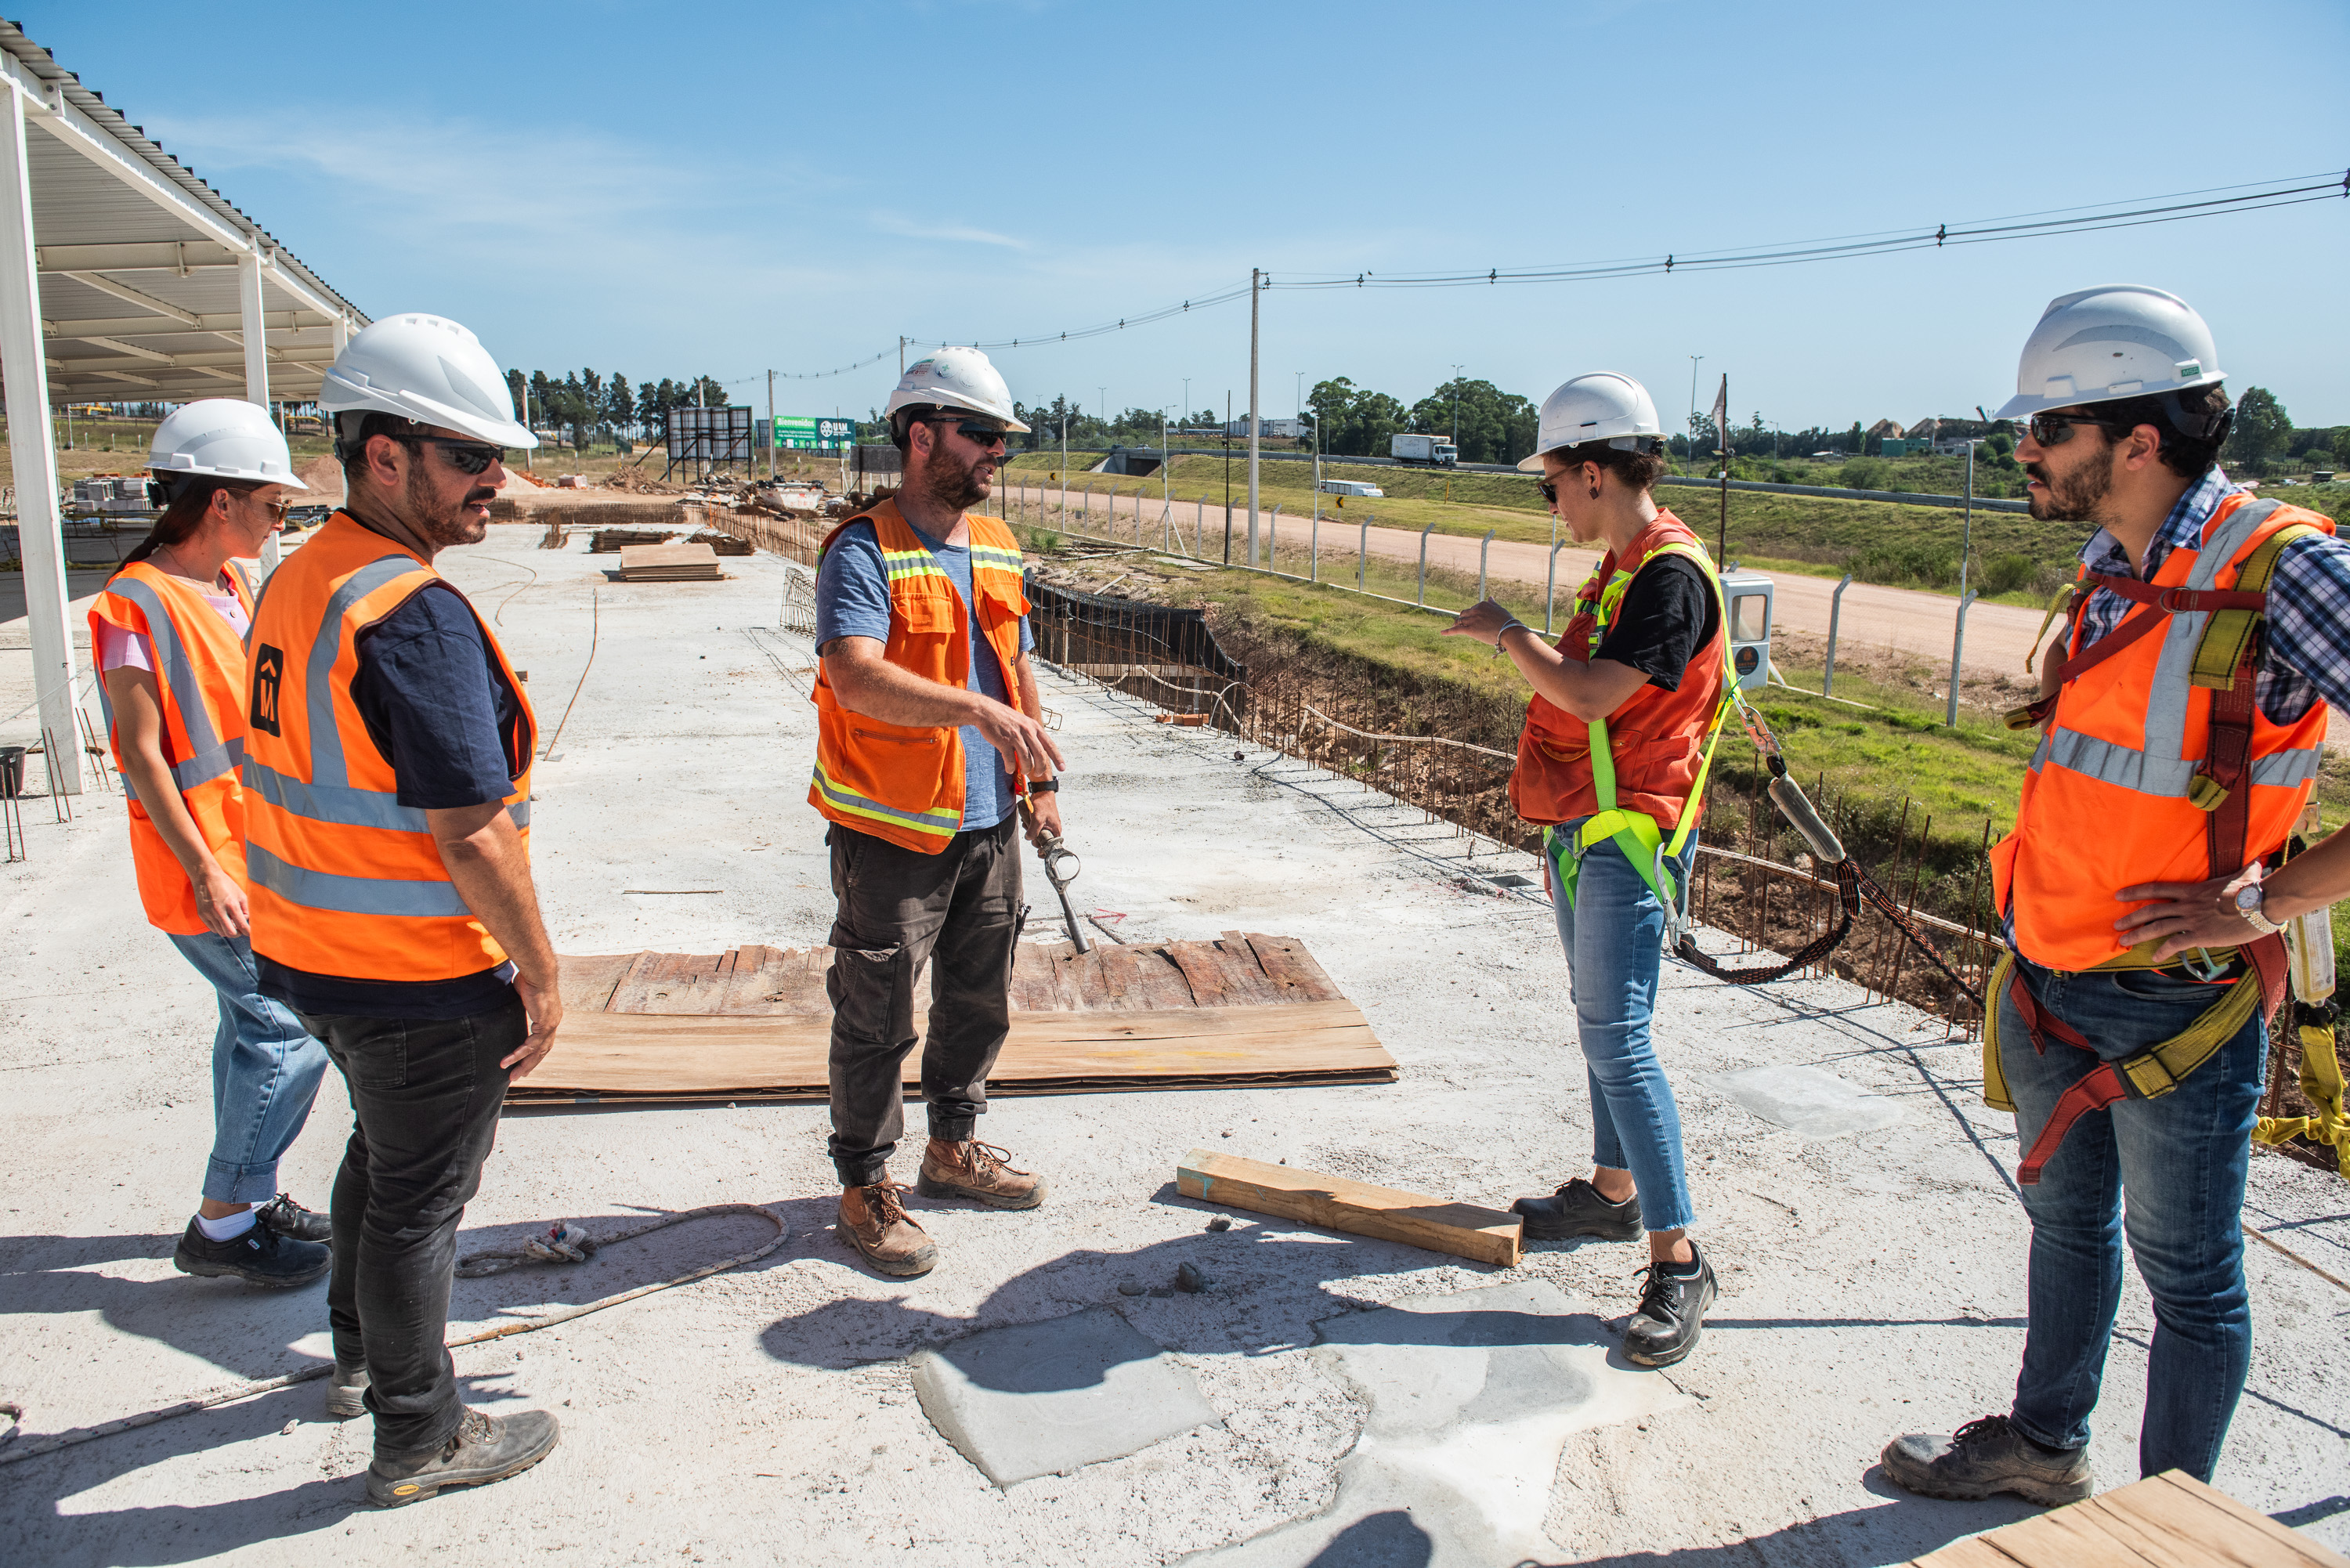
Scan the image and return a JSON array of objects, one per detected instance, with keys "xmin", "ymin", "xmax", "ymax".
[{"xmin": 1720, "ymin": 570, "xmax": 1773, "ymax": 692}]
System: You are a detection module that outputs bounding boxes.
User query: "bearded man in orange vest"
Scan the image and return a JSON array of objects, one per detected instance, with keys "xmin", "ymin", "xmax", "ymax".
[
  {"xmin": 244, "ymin": 314, "xmax": 562, "ymax": 1506},
  {"xmin": 1885, "ymin": 287, "xmax": 2350, "ymax": 1504},
  {"xmin": 808, "ymin": 347, "xmax": 1064, "ymax": 1277},
  {"xmin": 1446, "ymin": 371, "xmax": 1729, "ymax": 1370}
]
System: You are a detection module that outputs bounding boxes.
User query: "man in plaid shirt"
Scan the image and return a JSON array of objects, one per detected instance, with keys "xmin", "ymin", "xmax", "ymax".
[{"xmin": 1885, "ymin": 287, "xmax": 2350, "ymax": 1504}]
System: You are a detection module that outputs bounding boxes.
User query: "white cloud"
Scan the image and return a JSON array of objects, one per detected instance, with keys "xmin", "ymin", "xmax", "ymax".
[{"xmin": 868, "ymin": 211, "xmax": 1029, "ymax": 249}]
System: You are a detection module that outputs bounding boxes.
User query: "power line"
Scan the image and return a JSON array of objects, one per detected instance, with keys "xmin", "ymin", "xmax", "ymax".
[{"xmin": 763, "ymin": 168, "xmax": 2347, "ymax": 379}]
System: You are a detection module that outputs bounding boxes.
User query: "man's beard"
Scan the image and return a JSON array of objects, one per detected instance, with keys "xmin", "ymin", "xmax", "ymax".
[
  {"xmin": 916, "ymin": 448, "xmax": 990, "ymax": 514},
  {"xmin": 2026, "ymin": 453, "xmax": 2113, "ymax": 524},
  {"xmin": 403, "ymin": 464, "xmax": 498, "ymax": 547}
]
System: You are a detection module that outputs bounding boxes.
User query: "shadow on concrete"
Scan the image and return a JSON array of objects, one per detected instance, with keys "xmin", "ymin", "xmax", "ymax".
[
  {"xmin": 0, "ymin": 1367, "xmax": 537, "ymax": 1568},
  {"xmin": 2276, "ymin": 1495, "xmax": 2350, "ymax": 1529},
  {"xmin": 760, "ymin": 1214, "xmax": 1484, "ymax": 1377},
  {"xmin": 1519, "ymin": 1476, "xmax": 2044, "ymax": 1566},
  {"xmin": 1307, "ymin": 1510, "xmax": 1432, "ymax": 1566}
]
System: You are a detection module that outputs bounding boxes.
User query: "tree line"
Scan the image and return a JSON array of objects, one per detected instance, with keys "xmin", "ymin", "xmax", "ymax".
[{"xmin": 503, "ymin": 369, "xmax": 734, "ymax": 449}]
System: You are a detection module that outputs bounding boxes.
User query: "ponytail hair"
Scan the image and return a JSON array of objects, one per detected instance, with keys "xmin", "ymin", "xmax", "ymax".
[{"xmin": 115, "ymin": 475, "xmax": 262, "ymax": 576}]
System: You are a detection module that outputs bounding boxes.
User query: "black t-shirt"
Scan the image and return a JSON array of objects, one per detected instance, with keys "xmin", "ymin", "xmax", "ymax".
[{"xmin": 1590, "ymin": 554, "xmax": 1719, "ymax": 692}]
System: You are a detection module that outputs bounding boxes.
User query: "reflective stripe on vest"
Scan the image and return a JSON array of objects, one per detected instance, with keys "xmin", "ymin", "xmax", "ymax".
[
  {"xmin": 807, "ymin": 500, "xmax": 1031, "ymax": 854},
  {"xmin": 89, "ymin": 560, "xmax": 256, "ymax": 934},
  {"xmin": 241, "ymin": 511, "xmax": 536, "ymax": 982},
  {"xmin": 1994, "ymin": 493, "xmax": 2334, "ymax": 973}
]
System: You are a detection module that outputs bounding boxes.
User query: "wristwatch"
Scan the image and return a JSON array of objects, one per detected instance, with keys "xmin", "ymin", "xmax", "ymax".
[
  {"xmin": 1025, "ymin": 778, "xmax": 1060, "ymax": 794},
  {"xmin": 2233, "ymin": 878, "xmax": 2287, "ymax": 936}
]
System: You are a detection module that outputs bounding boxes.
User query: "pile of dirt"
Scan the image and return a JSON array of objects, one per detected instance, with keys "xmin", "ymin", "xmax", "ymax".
[
  {"xmin": 294, "ymin": 453, "xmax": 343, "ymax": 501},
  {"xmin": 602, "ymin": 465, "xmax": 682, "ymax": 495}
]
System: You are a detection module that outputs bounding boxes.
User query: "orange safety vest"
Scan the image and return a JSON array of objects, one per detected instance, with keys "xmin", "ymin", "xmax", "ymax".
[
  {"xmin": 1992, "ymin": 493, "xmax": 2333, "ymax": 974},
  {"xmin": 807, "ymin": 499, "xmax": 1030, "ymax": 854},
  {"xmin": 240, "ymin": 511, "xmax": 536, "ymax": 983},
  {"xmin": 1511, "ymin": 508, "xmax": 1730, "ymax": 833},
  {"xmin": 89, "ymin": 559, "xmax": 258, "ymax": 934}
]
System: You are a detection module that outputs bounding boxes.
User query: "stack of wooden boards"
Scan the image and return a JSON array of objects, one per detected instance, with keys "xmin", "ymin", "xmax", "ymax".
[
  {"xmin": 612, "ymin": 541, "xmax": 723, "ymax": 582},
  {"xmin": 687, "ymin": 529, "xmax": 754, "ymax": 556},
  {"xmin": 1903, "ymin": 1470, "xmax": 2348, "ymax": 1566},
  {"xmin": 514, "ymin": 932, "xmax": 1395, "ymax": 1105},
  {"xmin": 589, "ymin": 527, "xmax": 675, "ymax": 552}
]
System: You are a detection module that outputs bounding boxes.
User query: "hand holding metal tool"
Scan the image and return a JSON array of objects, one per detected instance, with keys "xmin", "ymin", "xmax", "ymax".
[{"xmin": 1025, "ymin": 812, "xmax": 1090, "ymax": 954}]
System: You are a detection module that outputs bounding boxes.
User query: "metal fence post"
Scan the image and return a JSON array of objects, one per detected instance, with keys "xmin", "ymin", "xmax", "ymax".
[
  {"xmin": 1947, "ymin": 587, "xmax": 1979, "ymax": 728},
  {"xmin": 1311, "ymin": 514, "xmax": 1319, "ymax": 581},
  {"xmin": 1268, "ymin": 502, "xmax": 1282, "ymax": 573},
  {"xmin": 1358, "ymin": 518, "xmax": 1368, "ymax": 592},
  {"xmin": 1477, "ymin": 528, "xmax": 1495, "ymax": 603},
  {"xmin": 1824, "ymin": 572, "xmax": 1853, "ymax": 698},
  {"xmin": 1417, "ymin": 521, "xmax": 1434, "ymax": 606},
  {"xmin": 1546, "ymin": 541, "xmax": 1564, "ymax": 632}
]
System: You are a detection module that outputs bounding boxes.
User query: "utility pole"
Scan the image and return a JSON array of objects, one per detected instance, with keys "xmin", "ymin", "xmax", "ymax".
[
  {"xmin": 1247, "ymin": 268, "xmax": 1262, "ymax": 569},
  {"xmin": 1687, "ymin": 355, "xmax": 1703, "ymax": 457},
  {"xmin": 765, "ymin": 368, "xmax": 776, "ymax": 481},
  {"xmin": 898, "ymin": 336, "xmax": 907, "ymax": 375},
  {"xmin": 1450, "ymin": 363, "xmax": 1463, "ymax": 449},
  {"xmin": 1947, "ymin": 437, "xmax": 1985, "ymax": 727},
  {"xmin": 1097, "ymin": 386, "xmax": 1108, "ymax": 430},
  {"xmin": 1223, "ymin": 390, "xmax": 1232, "ymax": 565},
  {"xmin": 1716, "ymin": 372, "xmax": 1729, "ymax": 565}
]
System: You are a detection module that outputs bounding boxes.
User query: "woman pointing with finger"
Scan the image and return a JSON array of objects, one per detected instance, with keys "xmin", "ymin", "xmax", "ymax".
[{"xmin": 1444, "ymin": 370, "xmax": 1729, "ymax": 1368}]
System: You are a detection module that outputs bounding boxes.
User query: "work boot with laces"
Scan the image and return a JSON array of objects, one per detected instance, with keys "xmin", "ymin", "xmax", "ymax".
[
  {"xmin": 917, "ymin": 1139, "xmax": 1049, "ymax": 1210},
  {"xmin": 1882, "ymin": 1414, "xmax": 2092, "ymax": 1505},
  {"xmin": 254, "ymin": 1192, "xmax": 332, "ymax": 1243},
  {"xmin": 1513, "ymin": 1177, "xmax": 1642, "ymax": 1241},
  {"xmin": 366, "ymin": 1405, "xmax": 560, "ymax": 1507},
  {"xmin": 1622, "ymin": 1245, "xmax": 1717, "ymax": 1367},
  {"xmin": 838, "ymin": 1182, "xmax": 938, "ymax": 1277}
]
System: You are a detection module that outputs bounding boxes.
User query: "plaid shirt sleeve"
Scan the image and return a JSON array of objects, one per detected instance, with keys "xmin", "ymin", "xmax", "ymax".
[{"xmin": 2260, "ymin": 531, "xmax": 2350, "ymax": 719}]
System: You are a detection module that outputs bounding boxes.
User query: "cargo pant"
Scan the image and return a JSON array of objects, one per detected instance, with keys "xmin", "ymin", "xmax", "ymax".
[{"xmin": 825, "ymin": 815, "xmax": 1023, "ymax": 1187}]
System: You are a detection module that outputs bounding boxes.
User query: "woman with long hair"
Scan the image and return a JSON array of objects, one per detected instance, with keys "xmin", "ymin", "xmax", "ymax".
[
  {"xmin": 1445, "ymin": 371, "xmax": 1728, "ymax": 1368},
  {"xmin": 91, "ymin": 399, "xmax": 334, "ymax": 1288}
]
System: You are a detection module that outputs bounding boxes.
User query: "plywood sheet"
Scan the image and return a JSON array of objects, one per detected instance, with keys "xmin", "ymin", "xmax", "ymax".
[{"xmin": 1904, "ymin": 1471, "xmax": 2350, "ymax": 1567}]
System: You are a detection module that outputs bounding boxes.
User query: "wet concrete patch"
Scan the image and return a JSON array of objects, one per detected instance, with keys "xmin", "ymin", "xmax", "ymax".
[
  {"xmin": 1185, "ymin": 1279, "xmax": 1681, "ymax": 1566},
  {"xmin": 1707, "ymin": 1063, "xmax": 1906, "ymax": 1139},
  {"xmin": 909, "ymin": 1306, "xmax": 1221, "ymax": 1487}
]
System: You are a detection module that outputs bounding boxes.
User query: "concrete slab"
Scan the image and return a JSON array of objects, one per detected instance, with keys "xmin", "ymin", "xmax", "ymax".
[
  {"xmin": 909, "ymin": 1307, "xmax": 1221, "ymax": 1486},
  {"xmin": 1186, "ymin": 1281, "xmax": 1680, "ymax": 1567},
  {"xmin": 1, "ymin": 525, "xmax": 2343, "ymax": 1566},
  {"xmin": 1707, "ymin": 1062, "xmax": 1909, "ymax": 1139}
]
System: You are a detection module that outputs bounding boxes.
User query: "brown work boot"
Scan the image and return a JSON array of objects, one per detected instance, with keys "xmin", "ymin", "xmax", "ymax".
[
  {"xmin": 837, "ymin": 1182, "xmax": 938, "ymax": 1277},
  {"xmin": 917, "ymin": 1138, "xmax": 1049, "ymax": 1210}
]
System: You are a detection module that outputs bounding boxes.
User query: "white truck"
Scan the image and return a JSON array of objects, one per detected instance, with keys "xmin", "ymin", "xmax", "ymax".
[
  {"xmin": 1318, "ymin": 479, "xmax": 1383, "ymax": 498},
  {"xmin": 1390, "ymin": 433, "xmax": 1458, "ymax": 466}
]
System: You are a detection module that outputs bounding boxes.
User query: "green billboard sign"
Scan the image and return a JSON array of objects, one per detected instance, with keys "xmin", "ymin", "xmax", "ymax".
[{"xmin": 774, "ymin": 415, "xmax": 855, "ymax": 450}]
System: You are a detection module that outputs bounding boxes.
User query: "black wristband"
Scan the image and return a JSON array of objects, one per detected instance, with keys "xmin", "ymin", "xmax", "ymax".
[{"xmin": 1025, "ymin": 778, "xmax": 1060, "ymax": 793}]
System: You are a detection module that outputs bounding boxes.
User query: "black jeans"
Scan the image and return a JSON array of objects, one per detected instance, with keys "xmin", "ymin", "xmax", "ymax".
[
  {"xmin": 826, "ymin": 815, "xmax": 1022, "ymax": 1187},
  {"xmin": 298, "ymin": 995, "xmax": 522, "ymax": 1458}
]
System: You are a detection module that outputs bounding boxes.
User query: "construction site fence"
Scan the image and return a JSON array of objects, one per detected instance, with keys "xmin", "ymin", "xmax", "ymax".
[{"xmin": 721, "ymin": 488, "xmax": 2334, "ymax": 1164}]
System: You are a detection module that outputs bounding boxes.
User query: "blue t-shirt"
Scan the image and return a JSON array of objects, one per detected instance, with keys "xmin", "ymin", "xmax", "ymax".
[
  {"xmin": 815, "ymin": 518, "xmax": 1033, "ymax": 832},
  {"xmin": 257, "ymin": 581, "xmax": 526, "ymax": 1021}
]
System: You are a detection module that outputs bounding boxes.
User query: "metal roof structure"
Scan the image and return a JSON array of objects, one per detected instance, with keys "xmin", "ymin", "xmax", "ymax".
[
  {"xmin": 0, "ymin": 23, "xmax": 371, "ymax": 795},
  {"xmin": 0, "ymin": 22, "xmax": 367, "ymax": 406}
]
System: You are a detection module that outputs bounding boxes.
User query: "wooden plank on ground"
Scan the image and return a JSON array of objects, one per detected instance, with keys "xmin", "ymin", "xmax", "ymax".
[
  {"xmin": 1174, "ymin": 1147, "xmax": 1520, "ymax": 1268},
  {"xmin": 513, "ymin": 999, "xmax": 1395, "ymax": 1104},
  {"xmin": 1904, "ymin": 1471, "xmax": 2350, "ymax": 1566}
]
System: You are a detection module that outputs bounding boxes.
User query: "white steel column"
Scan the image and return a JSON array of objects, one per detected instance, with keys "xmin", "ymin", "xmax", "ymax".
[
  {"xmin": 0, "ymin": 85, "xmax": 79, "ymax": 792},
  {"xmin": 237, "ymin": 247, "xmax": 280, "ymax": 570}
]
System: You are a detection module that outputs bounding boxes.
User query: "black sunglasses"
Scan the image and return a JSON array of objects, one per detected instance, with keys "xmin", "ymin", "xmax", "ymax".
[
  {"xmin": 2025, "ymin": 411, "xmax": 2124, "ymax": 448},
  {"xmin": 926, "ymin": 417, "xmax": 1010, "ymax": 449},
  {"xmin": 395, "ymin": 435, "xmax": 507, "ymax": 475},
  {"xmin": 1538, "ymin": 479, "xmax": 1559, "ymax": 504}
]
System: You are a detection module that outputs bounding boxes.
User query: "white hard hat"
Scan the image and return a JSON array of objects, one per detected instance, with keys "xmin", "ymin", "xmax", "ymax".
[
  {"xmin": 1517, "ymin": 372, "xmax": 1664, "ymax": 471},
  {"xmin": 320, "ymin": 313, "xmax": 537, "ymax": 448},
  {"xmin": 883, "ymin": 345, "xmax": 1030, "ymax": 432},
  {"xmin": 148, "ymin": 398, "xmax": 309, "ymax": 490},
  {"xmin": 1994, "ymin": 285, "xmax": 2225, "ymax": 422}
]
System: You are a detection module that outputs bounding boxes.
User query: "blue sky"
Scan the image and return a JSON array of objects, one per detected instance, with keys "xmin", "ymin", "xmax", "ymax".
[{"xmin": 26, "ymin": 2, "xmax": 2348, "ymax": 429}]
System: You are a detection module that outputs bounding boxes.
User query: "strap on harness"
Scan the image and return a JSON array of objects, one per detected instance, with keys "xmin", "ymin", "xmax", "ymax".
[{"xmin": 1988, "ymin": 937, "xmax": 2287, "ymax": 1185}]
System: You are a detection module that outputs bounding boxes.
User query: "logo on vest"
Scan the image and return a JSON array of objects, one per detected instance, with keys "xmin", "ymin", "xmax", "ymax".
[{"xmin": 250, "ymin": 643, "xmax": 284, "ymax": 736}]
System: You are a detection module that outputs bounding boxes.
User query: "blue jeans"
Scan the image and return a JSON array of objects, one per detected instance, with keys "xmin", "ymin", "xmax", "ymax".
[
  {"xmin": 165, "ymin": 930, "xmax": 332, "ymax": 1205},
  {"xmin": 1546, "ymin": 818, "xmax": 1697, "ymax": 1232},
  {"xmin": 1997, "ymin": 956, "xmax": 2265, "ymax": 1481}
]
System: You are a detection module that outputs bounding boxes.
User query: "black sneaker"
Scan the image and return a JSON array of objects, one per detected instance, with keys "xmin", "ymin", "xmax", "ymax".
[
  {"xmin": 367, "ymin": 1406, "xmax": 560, "ymax": 1507},
  {"xmin": 1622, "ymin": 1247, "xmax": 1716, "ymax": 1367},
  {"xmin": 1513, "ymin": 1177, "xmax": 1642, "ymax": 1241},
  {"xmin": 172, "ymin": 1218, "xmax": 331, "ymax": 1288},
  {"xmin": 1882, "ymin": 1414, "xmax": 2093, "ymax": 1506},
  {"xmin": 254, "ymin": 1193, "xmax": 332, "ymax": 1243}
]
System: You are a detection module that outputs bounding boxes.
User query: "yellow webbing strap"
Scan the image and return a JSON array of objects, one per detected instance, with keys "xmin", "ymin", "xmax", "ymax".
[
  {"xmin": 2189, "ymin": 521, "xmax": 2322, "ymax": 691},
  {"xmin": 2023, "ymin": 580, "xmax": 2077, "ymax": 675},
  {"xmin": 1567, "ymin": 540, "xmax": 1736, "ymax": 912},
  {"xmin": 2253, "ymin": 1021, "xmax": 2350, "ymax": 1175},
  {"xmin": 1982, "ymin": 941, "xmax": 2260, "ymax": 1114}
]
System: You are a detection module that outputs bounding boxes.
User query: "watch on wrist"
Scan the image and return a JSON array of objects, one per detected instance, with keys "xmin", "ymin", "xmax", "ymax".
[
  {"xmin": 1025, "ymin": 777, "xmax": 1060, "ymax": 794},
  {"xmin": 2233, "ymin": 880, "xmax": 2287, "ymax": 936}
]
